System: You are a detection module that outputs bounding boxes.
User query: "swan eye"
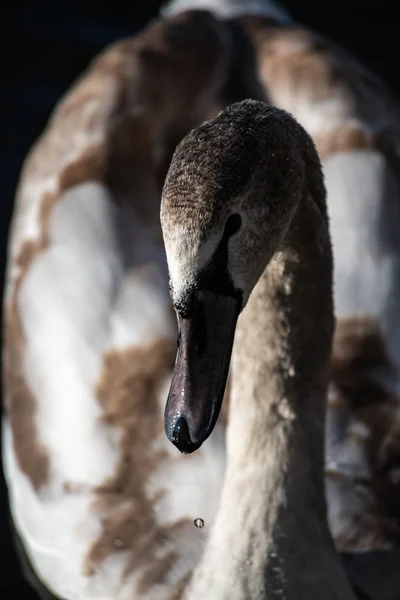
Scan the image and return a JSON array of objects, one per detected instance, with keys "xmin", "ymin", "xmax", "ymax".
[{"xmin": 224, "ymin": 213, "xmax": 242, "ymax": 238}]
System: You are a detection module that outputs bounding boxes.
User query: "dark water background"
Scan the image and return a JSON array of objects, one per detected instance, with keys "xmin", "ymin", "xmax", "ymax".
[{"xmin": 0, "ymin": 0, "xmax": 398, "ymax": 597}]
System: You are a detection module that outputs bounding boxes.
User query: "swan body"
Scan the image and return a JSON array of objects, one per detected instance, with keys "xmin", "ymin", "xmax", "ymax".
[{"xmin": 2, "ymin": 1, "xmax": 400, "ymax": 599}]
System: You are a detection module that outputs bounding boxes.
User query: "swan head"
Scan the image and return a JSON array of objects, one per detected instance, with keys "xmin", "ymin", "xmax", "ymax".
[{"xmin": 161, "ymin": 99, "xmax": 309, "ymax": 453}]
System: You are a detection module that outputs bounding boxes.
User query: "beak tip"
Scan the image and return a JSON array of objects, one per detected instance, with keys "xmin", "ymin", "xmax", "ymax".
[{"xmin": 169, "ymin": 416, "xmax": 202, "ymax": 454}]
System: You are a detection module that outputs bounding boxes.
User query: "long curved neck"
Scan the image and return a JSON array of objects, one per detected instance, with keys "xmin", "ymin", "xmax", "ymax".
[{"xmin": 186, "ymin": 193, "xmax": 356, "ymax": 599}]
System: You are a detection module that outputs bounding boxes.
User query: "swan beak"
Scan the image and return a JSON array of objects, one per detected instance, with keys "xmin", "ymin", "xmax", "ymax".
[{"xmin": 164, "ymin": 290, "xmax": 240, "ymax": 454}]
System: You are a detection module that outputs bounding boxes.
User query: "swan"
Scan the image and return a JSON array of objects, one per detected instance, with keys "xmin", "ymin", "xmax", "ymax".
[
  {"xmin": 161, "ymin": 98, "xmax": 356, "ymax": 599},
  {"xmin": 2, "ymin": 1, "xmax": 400, "ymax": 600}
]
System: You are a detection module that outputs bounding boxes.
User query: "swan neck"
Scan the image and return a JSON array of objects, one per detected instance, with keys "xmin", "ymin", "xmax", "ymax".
[
  {"xmin": 187, "ymin": 194, "xmax": 356, "ymax": 599},
  {"xmin": 229, "ymin": 193, "xmax": 335, "ymax": 566}
]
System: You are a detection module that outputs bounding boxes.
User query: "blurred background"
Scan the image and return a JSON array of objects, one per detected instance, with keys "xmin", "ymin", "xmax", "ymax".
[{"xmin": 0, "ymin": 0, "xmax": 398, "ymax": 596}]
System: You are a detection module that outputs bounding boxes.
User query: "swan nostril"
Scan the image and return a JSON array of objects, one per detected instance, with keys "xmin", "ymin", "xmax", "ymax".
[{"xmin": 172, "ymin": 417, "xmax": 197, "ymax": 454}]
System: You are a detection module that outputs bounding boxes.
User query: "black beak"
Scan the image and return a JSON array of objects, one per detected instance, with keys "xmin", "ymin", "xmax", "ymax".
[{"xmin": 164, "ymin": 290, "xmax": 240, "ymax": 453}]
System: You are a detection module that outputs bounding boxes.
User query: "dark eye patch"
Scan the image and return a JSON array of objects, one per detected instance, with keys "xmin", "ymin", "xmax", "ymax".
[
  {"xmin": 224, "ymin": 213, "xmax": 241, "ymax": 238},
  {"xmin": 194, "ymin": 215, "xmax": 242, "ymax": 302}
]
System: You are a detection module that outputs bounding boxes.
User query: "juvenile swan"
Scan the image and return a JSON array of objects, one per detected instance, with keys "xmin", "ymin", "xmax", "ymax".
[{"xmin": 161, "ymin": 99, "xmax": 357, "ymax": 599}]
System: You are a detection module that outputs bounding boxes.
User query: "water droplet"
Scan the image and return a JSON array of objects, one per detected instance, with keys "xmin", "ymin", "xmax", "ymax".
[{"xmin": 194, "ymin": 518, "xmax": 204, "ymax": 529}]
